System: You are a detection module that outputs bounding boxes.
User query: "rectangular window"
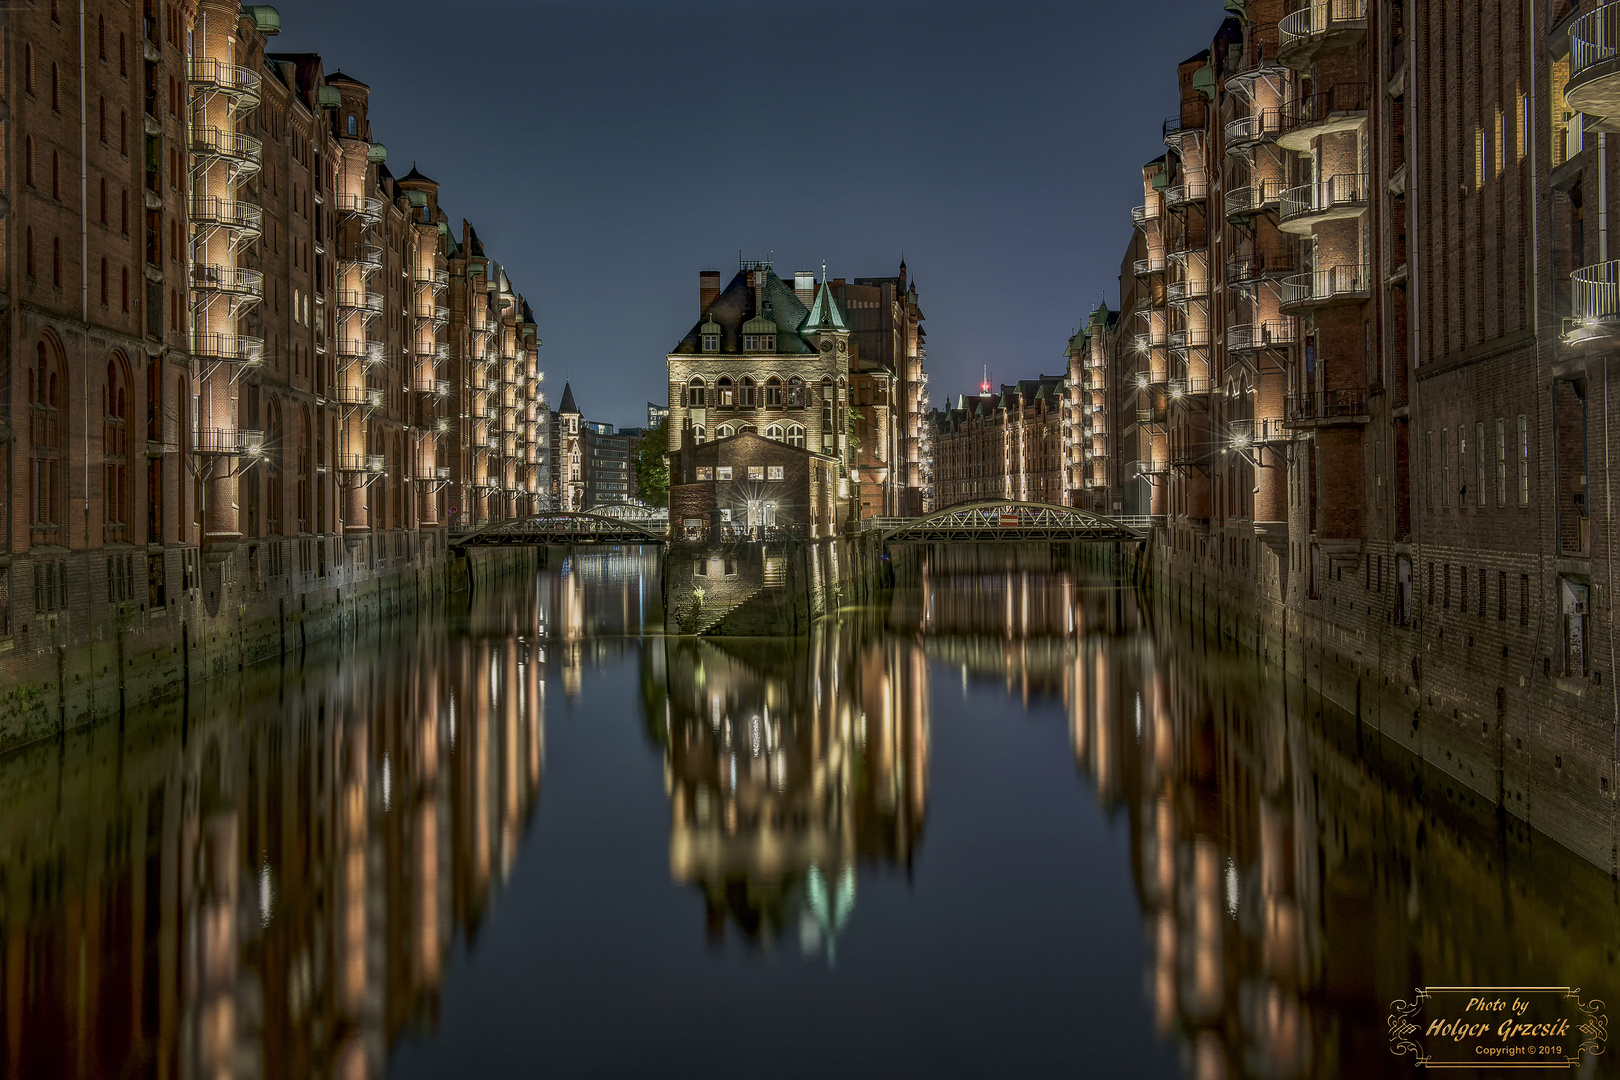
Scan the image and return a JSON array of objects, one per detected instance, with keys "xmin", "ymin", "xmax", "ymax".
[
  {"xmin": 1478, "ymin": 568, "xmax": 1487, "ymax": 616},
  {"xmin": 1517, "ymin": 415, "xmax": 1529, "ymax": 506},
  {"xmin": 747, "ymin": 466, "xmax": 764, "ymax": 480},
  {"xmin": 1476, "ymin": 421, "xmax": 1486, "ymax": 506},
  {"xmin": 1444, "ymin": 564, "xmax": 1451, "ymax": 608},
  {"xmin": 1427, "ymin": 561, "xmax": 1435, "ymax": 606},
  {"xmin": 1517, "ymin": 88, "xmax": 1527, "ymax": 162},
  {"xmin": 1495, "ymin": 108, "xmax": 1505, "ymax": 176},
  {"xmin": 693, "ymin": 558, "xmax": 707, "ymax": 578},
  {"xmin": 1475, "ymin": 125, "xmax": 1485, "ymax": 188},
  {"xmin": 1441, "ymin": 429, "xmax": 1450, "ymax": 507},
  {"xmin": 767, "ymin": 466, "xmax": 784, "ymax": 480},
  {"xmin": 1521, "ymin": 574, "xmax": 1531, "ymax": 627},
  {"xmin": 1561, "ymin": 577, "xmax": 1589, "ymax": 675},
  {"xmin": 696, "ymin": 466, "xmax": 713, "ymax": 481},
  {"xmin": 1496, "ymin": 419, "xmax": 1508, "ymax": 506},
  {"xmin": 1499, "ymin": 570, "xmax": 1508, "ymax": 621},
  {"xmin": 1457, "ymin": 427, "xmax": 1468, "ymax": 503},
  {"xmin": 1460, "ymin": 566, "xmax": 1468, "ymax": 611},
  {"xmin": 717, "ymin": 466, "xmax": 732, "ymax": 481},
  {"xmin": 1426, "ymin": 431, "xmax": 1435, "ymax": 508}
]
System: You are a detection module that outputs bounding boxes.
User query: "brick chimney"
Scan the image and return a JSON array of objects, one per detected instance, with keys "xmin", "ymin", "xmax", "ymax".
[{"xmin": 700, "ymin": 270, "xmax": 720, "ymax": 313}]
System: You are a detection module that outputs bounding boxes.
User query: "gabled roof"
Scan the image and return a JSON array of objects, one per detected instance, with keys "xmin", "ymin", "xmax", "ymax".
[
  {"xmin": 558, "ymin": 382, "xmax": 579, "ymax": 415},
  {"xmin": 670, "ymin": 268, "xmax": 816, "ymax": 355},
  {"xmin": 802, "ymin": 282, "xmax": 847, "ymax": 332},
  {"xmin": 399, "ymin": 163, "xmax": 435, "ymax": 185},
  {"xmin": 325, "ymin": 70, "xmax": 368, "ymax": 89}
]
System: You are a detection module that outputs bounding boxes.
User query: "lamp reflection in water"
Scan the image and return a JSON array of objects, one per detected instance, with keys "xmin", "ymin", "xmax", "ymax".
[
  {"xmin": 0, "ymin": 599, "xmax": 545, "ymax": 1080},
  {"xmin": 645, "ymin": 617, "xmax": 929, "ymax": 960}
]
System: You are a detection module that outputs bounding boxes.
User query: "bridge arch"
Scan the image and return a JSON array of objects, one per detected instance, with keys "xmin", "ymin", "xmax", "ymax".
[{"xmin": 878, "ymin": 500, "xmax": 1148, "ymax": 543}]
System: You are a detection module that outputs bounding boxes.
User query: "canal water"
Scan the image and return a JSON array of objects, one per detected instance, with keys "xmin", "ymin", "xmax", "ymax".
[{"xmin": 0, "ymin": 546, "xmax": 1614, "ymax": 1079}]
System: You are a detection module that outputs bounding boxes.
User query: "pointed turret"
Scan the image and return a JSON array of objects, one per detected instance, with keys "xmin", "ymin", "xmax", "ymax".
[
  {"xmin": 801, "ymin": 282, "xmax": 847, "ymax": 332},
  {"xmin": 558, "ymin": 381, "xmax": 579, "ymax": 416}
]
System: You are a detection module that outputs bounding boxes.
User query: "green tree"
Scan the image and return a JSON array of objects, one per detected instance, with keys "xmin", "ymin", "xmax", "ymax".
[{"xmin": 635, "ymin": 419, "xmax": 670, "ymax": 508}]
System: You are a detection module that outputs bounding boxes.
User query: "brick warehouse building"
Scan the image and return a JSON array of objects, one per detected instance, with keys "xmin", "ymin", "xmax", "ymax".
[
  {"xmin": 1, "ymin": 1, "xmax": 549, "ymax": 737},
  {"xmin": 930, "ymin": 375, "xmax": 1068, "ymax": 508},
  {"xmin": 1042, "ymin": 0, "xmax": 1620, "ymax": 874}
]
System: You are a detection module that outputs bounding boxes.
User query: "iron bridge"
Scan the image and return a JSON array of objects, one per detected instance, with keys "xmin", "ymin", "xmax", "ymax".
[
  {"xmin": 871, "ymin": 501, "xmax": 1150, "ymax": 543},
  {"xmin": 455, "ymin": 511, "xmax": 668, "ymax": 546}
]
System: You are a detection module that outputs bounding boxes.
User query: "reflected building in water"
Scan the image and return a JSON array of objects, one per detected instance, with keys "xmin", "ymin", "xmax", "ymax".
[
  {"xmin": 537, "ymin": 547, "xmax": 663, "ymax": 699},
  {"xmin": 0, "ymin": 601, "xmax": 545, "ymax": 1080},
  {"xmin": 644, "ymin": 621, "xmax": 929, "ymax": 958},
  {"xmin": 1067, "ymin": 596, "xmax": 1620, "ymax": 1079}
]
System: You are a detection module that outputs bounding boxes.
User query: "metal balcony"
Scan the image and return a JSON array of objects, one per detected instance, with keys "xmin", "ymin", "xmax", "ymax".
[
  {"xmin": 1278, "ymin": 173, "xmax": 1369, "ymax": 233},
  {"xmin": 1163, "ymin": 108, "xmax": 1208, "ymax": 152},
  {"xmin": 1278, "ymin": 0, "xmax": 1368, "ymax": 71},
  {"xmin": 187, "ymin": 58, "xmax": 262, "ymax": 105},
  {"xmin": 1227, "ymin": 320, "xmax": 1297, "ymax": 352},
  {"xmin": 1224, "ymin": 177, "xmax": 1286, "ymax": 222},
  {"xmin": 416, "ymin": 304, "xmax": 451, "ymax": 326},
  {"xmin": 337, "ymin": 453, "xmax": 387, "ymax": 474},
  {"xmin": 338, "ymin": 242, "xmax": 384, "ymax": 272},
  {"xmin": 1167, "ymin": 377, "xmax": 1213, "ymax": 399},
  {"xmin": 1224, "ymin": 23, "xmax": 1284, "ymax": 99},
  {"xmin": 1226, "ymin": 248, "xmax": 1297, "ymax": 289},
  {"xmin": 1133, "ymin": 254, "xmax": 1167, "ymax": 278},
  {"xmin": 1279, "ymin": 264, "xmax": 1370, "ymax": 313},
  {"xmin": 1131, "ymin": 202, "xmax": 1162, "ymax": 229},
  {"xmin": 189, "ymin": 195, "xmax": 263, "ymax": 237},
  {"xmin": 336, "ymin": 339, "xmax": 385, "ymax": 366},
  {"xmin": 334, "ymin": 194, "xmax": 384, "ymax": 224},
  {"xmin": 192, "ymin": 263, "xmax": 264, "ymax": 298},
  {"xmin": 1166, "ymin": 276, "xmax": 1209, "ymax": 302},
  {"xmin": 1169, "ymin": 328, "xmax": 1212, "ymax": 351},
  {"xmin": 193, "ymin": 332, "xmax": 263, "ymax": 365},
  {"xmin": 1224, "ymin": 108, "xmax": 1284, "ymax": 156},
  {"xmin": 1228, "ymin": 418, "xmax": 1291, "ymax": 445},
  {"xmin": 336, "ymin": 386, "xmax": 384, "ymax": 411},
  {"xmin": 1567, "ymin": 260, "xmax": 1620, "ymax": 343},
  {"xmin": 1285, "ymin": 388, "xmax": 1369, "ymax": 424},
  {"xmin": 336, "ymin": 290, "xmax": 385, "ymax": 316},
  {"xmin": 1133, "ymin": 458, "xmax": 1169, "ymax": 476},
  {"xmin": 190, "ymin": 127, "xmax": 262, "ymax": 172},
  {"xmin": 415, "ymin": 267, "xmax": 450, "ymax": 288},
  {"xmin": 1278, "ymin": 83, "xmax": 1368, "ymax": 151},
  {"xmin": 193, "ymin": 428, "xmax": 264, "ymax": 456},
  {"xmin": 1569, "ymin": 3, "xmax": 1620, "ymax": 130},
  {"xmin": 1165, "ymin": 172, "xmax": 1209, "ymax": 209}
]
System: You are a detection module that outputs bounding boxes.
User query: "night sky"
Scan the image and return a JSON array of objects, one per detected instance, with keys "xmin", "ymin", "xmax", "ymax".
[{"xmin": 267, "ymin": 0, "xmax": 1223, "ymax": 429}]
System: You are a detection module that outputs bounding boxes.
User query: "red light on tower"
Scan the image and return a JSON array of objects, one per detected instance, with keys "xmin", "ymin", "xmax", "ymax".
[{"xmin": 979, "ymin": 364, "xmax": 991, "ymax": 395}]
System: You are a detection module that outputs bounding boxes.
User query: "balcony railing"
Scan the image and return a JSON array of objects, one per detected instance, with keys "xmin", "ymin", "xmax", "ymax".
[
  {"xmin": 415, "ymin": 267, "xmax": 450, "ymax": 288},
  {"xmin": 336, "ymin": 290, "xmax": 385, "ymax": 315},
  {"xmin": 1278, "ymin": 0, "xmax": 1368, "ymax": 69},
  {"xmin": 1227, "ymin": 320, "xmax": 1297, "ymax": 352},
  {"xmin": 333, "ymin": 194, "xmax": 385, "ymax": 223},
  {"xmin": 1165, "ymin": 172, "xmax": 1210, "ymax": 207},
  {"xmin": 1286, "ymin": 388, "xmax": 1369, "ymax": 423},
  {"xmin": 1226, "ymin": 247, "xmax": 1298, "ymax": 286},
  {"xmin": 1279, "ymin": 83, "xmax": 1369, "ymax": 148},
  {"xmin": 1132, "ymin": 202, "xmax": 1161, "ymax": 228},
  {"xmin": 1224, "ymin": 108, "xmax": 1284, "ymax": 154},
  {"xmin": 1278, "ymin": 172, "xmax": 1369, "ymax": 231},
  {"xmin": 1569, "ymin": 260, "xmax": 1620, "ymax": 340},
  {"xmin": 193, "ymin": 332, "xmax": 263, "ymax": 365},
  {"xmin": 187, "ymin": 57, "xmax": 262, "ymax": 103},
  {"xmin": 337, "ymin": 453, "xmax": 387, "ymax": 473},
  {"xmin": 336, "ymin": 339, "xmax": 385, "ymax": 365},
  {"xmin": 1133, "ymin": 458, "xmax": 1169, "ymax": 476},
  {"xmin": 1228, "ymin": 418, "xmax": 1290, "ymax": 445},
  {"xmin": 1163, "ymin": 102, "xmax": 1209, "ymax": 147},
  {"xmin": 1134, "ymin": 254, "xmax": 1167, "ymax": 277},
  {"xmin": 191, "ymin": 127, "xmax": 262, "ymax": 167},
  {"xmin": 336, "ymin": 386, "xmax": 384, "ymax": 409},
  {"xmin": 1168, "ymin": 377, "xmax": 1213, "ymax": 397},
  {"xmin": 189, "ymin": 195, "xmax": 263, "ymax": 235},
  {"xmin": 1166, "ymin": 276, "xmax": 1209, "ymax": 301},
  {"xmin": 193, "ymin": 428, "xmax": 264, "ymax": 456},
  {"xmin": 192, "ymin": 263, "xmax": 264, "ymax": 297},
  {"xmin": 1279, "ymin": 264, "xmax": 1370, "ymax": 311},
  {"xmin": 1169, "ymin": 327, "xmax": 1212, "ymax": 350},
  {"xmin": 1224, "ymin": 176, "xmax": 1286, "ymax": 219},
  {"xmin": 1571, "ymin": 4, "xmax": 1620, "ymax": 125},
  {"xmin": 337, "ymin": 242, "xmax": 384, "ymax": 271}
]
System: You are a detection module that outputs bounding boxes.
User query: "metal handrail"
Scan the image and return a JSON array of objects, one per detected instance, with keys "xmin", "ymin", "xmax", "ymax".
[
  {"xmin": 1279, "ymin": 0, "xmax": 1368, "ymax": 59},
  {"xmin": 189, "ymin": 195, "xmax": 263, "ymax": 234},
  {"xmin": 192, "ymin": 332, "xmax": 263, "ymax": 364},
  {"xmin": 1279, "ymin": 172, "xmax": 1370, "ymax": 223},
  {"xmin": 1572, "ymin": 2, "xmax": 1620, "ymax": 83},
  {"xmin": 1227, "ymin": 320, "xmax": 1298, "ymax": 351},
  {"xmin": 191, "ymin": 127, "xmax": 262, "ymax": 164},
  {"xmin": 187, "ymin": 58, "xmax": 262, "ymax": 101},
  {"xmin": 192, "ymin": 264, "xmax": 264, "ymax": 295},
  {"xmin": 1280, "ymin": 264, "xmax": 1370, "ymax": 307}
]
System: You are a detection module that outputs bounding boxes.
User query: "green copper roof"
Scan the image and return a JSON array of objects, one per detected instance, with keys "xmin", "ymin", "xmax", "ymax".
[
  {"xmin": 801, "ymin": 282, "xmax": 846, "ymax": 332},
  {"xmin": 741, "ymin": 308, "xmax": 777, "ymax": 335},
  {"xmin": 700, "ymin": 313, "xmax": 722, "ymax": 335}
]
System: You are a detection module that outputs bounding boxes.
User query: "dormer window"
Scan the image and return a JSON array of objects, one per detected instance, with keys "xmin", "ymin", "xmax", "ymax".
[
  {"xmin": 742, "ymin": 333, "xmax": 775, "ymax": 352},
  {"xmin": 702, "ymin": 333, "xmax": 719, "ymax": 352}
]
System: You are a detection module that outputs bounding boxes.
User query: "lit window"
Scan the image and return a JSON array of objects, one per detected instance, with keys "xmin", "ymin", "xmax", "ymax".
[
  {"xmin": 747, "ymin": 466, "xmax": 764, "ymax": 480},
  {"xmin": 717, "ymin": 466, "xmax": 733, "ymax": 480},
  {"xmin": 697, "ymin": 466, "xmax": 713, "ymax": 481},
  {"xmin": 767, "ymin": 466, "xmax": 784, "ymax": 480}
]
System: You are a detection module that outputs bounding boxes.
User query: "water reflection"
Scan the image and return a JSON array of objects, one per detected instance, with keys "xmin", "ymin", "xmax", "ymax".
[
  {"xmin": 642, "ymin": 621, "xmax": 928, "ymax": 959},
  {"xmin": 0, "ymin": 601, "xmax": 543, "ymax": 1080},
  {"xmin": 1, "ymin": 545, "xmax": 1614, "ymax": 1079}
]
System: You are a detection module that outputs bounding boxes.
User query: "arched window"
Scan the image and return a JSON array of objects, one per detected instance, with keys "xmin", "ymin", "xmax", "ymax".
[
  {"xmin": 739, "ymin": 376, "xmax": 756, "ymax": 408},
  {"xmin": 23, "ymin": 43, "xmax": 33, "ymax": 95},
  {"xmin": 121, "ymin": 267, "xmax": 130, "ymax": 312},
  {"xmin": 51, "ymin": 62, "xmax": 60, "ymax": 112},
  {"xmin": 100, "ymin": 258, "xmax": 108, "ymax": 305},
  {"xmin": 24, "ymin": 227, "xmax": 34, "ymax": 277},
  {"xmin": 765, "ymin": 376, "xmax": 782, "ymax": 407},
  {"xmin": 765, "ymin": 424, "xmax": 784, "ymax": 441},
  {"xmin": 53, "ymin": 237, "xmax": 62, "ymax": 287},
  {"xmin": 821, "ymin": 378, "xmax": 835, "ymax": 432},
  {"xmin": 716, "ymin": 424, "xmax": 735, "ymax": 439},
  {"xmin": 787, "ymin": 425, "xmax": 806, "ymax": 449},
  {"xmin": 267, "ymin": 398, "xmax": 284, "ymax": 534},
  {"xmin": 716, "ymin": 376, "xmax": 734, "ymax": 407},
  {"xmin": 24, "ymin": 136, "xmax": 34, "ymax": 187},
  {"xmin": 30, "ymin": 340, "xmax": 65, "ymax": 535},
  {"xmin": 103, "ymin": 354, "xmax": 131, "ymax": 537},
  {"xmin": 347, "ymin": 114, "xmax": 358, "ymax": 136},
  {"xmin": 692, "ymin": 425, "xmax": 706, "ymax": 446},
  {"xmin": 787, "ymin": 376, "xmax": 805, "ymax": 408},
  {"xmin": 686, "ymin": 377, "xmax": 705, "ymax": 407}
]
